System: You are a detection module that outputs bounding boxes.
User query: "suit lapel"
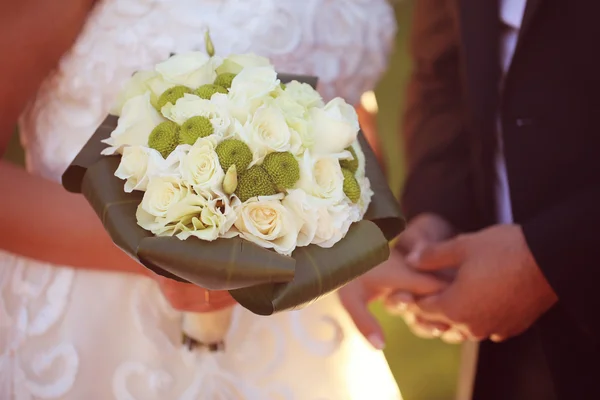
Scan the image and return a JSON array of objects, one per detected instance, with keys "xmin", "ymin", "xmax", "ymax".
[
  {"xmin": 458, "ymin": 0, "xmax": 500, "ymax": 131},
  {"xmin": 519, "ymin": 0, "xmax": 545, "ymax": 43}
]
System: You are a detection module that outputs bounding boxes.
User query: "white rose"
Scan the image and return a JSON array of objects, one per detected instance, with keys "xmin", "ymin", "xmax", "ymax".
[
  {"xmin": 296, "ymin": 151, "xmax": 345, "ymax": 204},
  {"xmin": 136, "ymin": 176, "xmax": 189, "ymax": 232},
  {"xmin": 155, "ymin": 52, "xmax": 222, "ymax": 89},
  {"xmin": 234, "ymin": 195, "xmax": 299, "ymax": 255},
  {"xmin": 114, "ymin": 146, "xmax": 179, "ymax": 192},
  {"xmin": 216, "ymin": 53, "xmax": 271, "ymax": 75},
  {"xmin": 180, "ymin": 136, "xmax": 225, "ymax": 194},
  {"xmin": 312, "ymin": 202, "xmax": 353, "ymax": 248},
  {"xmin": 283, "ymin": 81, "xmax": 324, "ymax": 109},
  {"xmin": 229, "ymin": 66, "xmax": 279, "ymax": 102},
  {"xmin": 282, "ymin": 189, "xmax": 322, "ymax": 247},
  {"xmin": 110, "ymin": 70, "xmax": 161, "ymax": 116},
  {"xmin": 101, "ymin": 92, "xmax": 165, "ymax": 155},
  {"xmin": 309, "ymin": 97, "xmax": 360, "ymax": 154},
  {"xmin": 161, "ymin": 93, "xmax": 233, "ymax": 137},
  {"xmin": 240, "ymin": 104, "xmax": 302, "ymax": 160}
]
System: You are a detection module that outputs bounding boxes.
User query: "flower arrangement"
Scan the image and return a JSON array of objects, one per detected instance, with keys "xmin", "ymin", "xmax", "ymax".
[
  {"xmin": 102, "ymin": 50, "xmax": 373, "ymax": 257},
  {"xmin": 62, "ymin": 34, "xmax": 404, "ymax": 331}
]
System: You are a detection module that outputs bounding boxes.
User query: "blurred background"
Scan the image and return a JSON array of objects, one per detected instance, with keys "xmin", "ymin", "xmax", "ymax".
[{"xmin": 2, "ymin": 1, "xmax": 461, "ymax": 398}]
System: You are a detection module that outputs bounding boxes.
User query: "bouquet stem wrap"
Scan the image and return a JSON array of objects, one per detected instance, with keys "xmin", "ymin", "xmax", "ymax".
[{"xmin": 62, "ymin": 74, "xmax": 405, "ymax": 319}]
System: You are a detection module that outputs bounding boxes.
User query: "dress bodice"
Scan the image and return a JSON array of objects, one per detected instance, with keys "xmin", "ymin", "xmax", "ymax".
[{"xmin": 18, "ymin": 0, "xmax": 397, "ymax": 182}]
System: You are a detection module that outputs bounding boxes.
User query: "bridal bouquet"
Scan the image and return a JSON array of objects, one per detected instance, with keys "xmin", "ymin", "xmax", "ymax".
[{"xmin": 62, "ymin": 40, "xmax": 403, "ymax": 347}]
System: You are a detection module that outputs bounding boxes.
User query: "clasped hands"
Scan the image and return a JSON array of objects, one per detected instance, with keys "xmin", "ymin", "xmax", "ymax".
[{"xmin": 339, "ymin": 213, "xmax": 558, "ymax": 349}]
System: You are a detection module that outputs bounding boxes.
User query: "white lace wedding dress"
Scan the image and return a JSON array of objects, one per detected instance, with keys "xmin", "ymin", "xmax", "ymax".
[{"xmin": 0, "ymin": 1, "xmax": 401, "ymax": 398}]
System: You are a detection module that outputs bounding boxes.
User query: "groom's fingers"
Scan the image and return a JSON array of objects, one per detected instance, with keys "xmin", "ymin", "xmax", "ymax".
[
  {"xmin": 407, "ymin": 238, "xmax": 464, "ymax": 272},
  {"xmin": 339, "ymin": 285, "xmax": 385, "ymax": 350}
]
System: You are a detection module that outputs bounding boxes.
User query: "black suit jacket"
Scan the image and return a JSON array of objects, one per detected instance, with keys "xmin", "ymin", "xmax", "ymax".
[{"xmin": 401, "ymin": 0, "xmax": 600, "ymax": 398}]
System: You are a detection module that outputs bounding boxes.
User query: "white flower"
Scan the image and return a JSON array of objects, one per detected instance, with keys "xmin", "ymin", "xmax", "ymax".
[
  {"xmin": 102, "ymin": 92, "xmax": 164, "ymax": 155},
  {"xmin": 229, "ymin": 66, "xmax": 280, "ymax": 102},
  {"xmin": 356, "ymin": 176, "xmax": 374, "ymax": 217},
  {"xmin": 282, "ymin": 189, "xmax": 321, "ymax": 247},
  {"xmin": 110, "ymin": 70, "xmax": 161, "ymax": 116},
  {"xmin": 284, "ymin": 189, "xmax": 353, "ymax": 248},
  {"xmin": 114, "ymin": 146, "xmax": 179, "ymax": 192},
  {"xmin": 283, "ymin": 81, "xmax": 324, "ymax": 109},
  {"xmin": 240, "ymin": 104, "xmax": 302, "ymax": 161},
  {"xmin": 349, "ymin": 140, "xmax": 367, "ymax": 178},
  {"xmin": 296, "ymin": 151, "xmax": 345, "ymax": 204},
  {"xmin": 310, "ymin": 97, "xmax": 360, "ymax": 154},
  {"xmin": 173, "ymin": 194, "xmax": 237, "ymax": 241},
  {"xmin": 216, "ymin": 53, "xmax": 271, "ymax": 75},
  {"xmin": 161, "ymin": 93, "xmax": 234, "ymax": 137},
  {"xmin": 180, "ymin": 136, "xmax": 225, "ymax": 195},
  {"xmin": 234, "ymin": 195, "xmax": 299, "ymax": 255},
  {"xmin": 312, "ymin": 202, "xmax": 353, "ymax": 248},
  {"xmin": 155, "ymin": 51, "xmax": 222, "ymax": 89}
]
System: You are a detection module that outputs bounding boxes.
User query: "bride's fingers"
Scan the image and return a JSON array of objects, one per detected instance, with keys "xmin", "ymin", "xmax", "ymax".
[
  {"xmin": 155, "ymin": 276, "xmax": 236, "ymax": 312},
  {"xmin": 383, "ymin": 291, "xmax": 414, "ymax": 315},
  {"xmin": 339, "ymin": 284, "xmax": 386, "ymax": 350}
]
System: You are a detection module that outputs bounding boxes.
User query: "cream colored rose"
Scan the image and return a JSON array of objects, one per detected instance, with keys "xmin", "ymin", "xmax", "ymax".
[
  {"xmin": 102, "ymin": 92, "xmax": 165, "ymax": 155},
  {"xmin": 155, "ymin": 51, "xmax": 222, "ymax": 89},
  {"xmin": 240, "ymin": 104, "xmax": 302, "ymax": 160},
  {"xmin": 229, "ymin": 66, "xmax": 280, "ymax": 102},
  {"xmin": 180, "ymin": 136, "xmax": 225, "ymax": 194},
  {"xmin": 136, "ymin": 176, "xmax": 189, "ymax": 232},
  {"xmin": 114, "ymin": 146, "xmax": 178, "ymax": 192},
  {"xmin": 234, "ymin": 195, "xmax": 299, "ymax": 255},
  {"xmin": 216, "ymin": 53, "xmax": 271, "ymax": 75},
  {"xmin": 296, "ymin": 151, "xmax": 345, "ymax": 204},
  {"xmin": 309, "ymin": 97, "xmax": 360, "ymax": 154},
  {"xmin": 161, "ymin": 93, "xmax": 233, "ymax": 137},
  {"xmin": 283, "ymin": 81, "xmax": 324, "ymax": 109}
]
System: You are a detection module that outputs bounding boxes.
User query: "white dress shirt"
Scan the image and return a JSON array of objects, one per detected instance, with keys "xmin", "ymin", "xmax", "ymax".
[{"xmin": 495, "ymin": 0, "xmax": 527, "ymax": 223}]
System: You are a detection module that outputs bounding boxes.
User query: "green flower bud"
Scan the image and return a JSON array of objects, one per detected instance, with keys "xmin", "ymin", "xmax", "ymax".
[
  {"xmin": 179, "ymin": 116, "xmax": 214, "ymax": 145},
  {"xmin": 339, "ymin": 146, "xmax": 359, "ymax": 173},
  {"xmin": 148, "ymin": 121, "xmax": 180, "ymax": 158},
  {"xmin": 214, "ymin": 72, "xmax": 236, "ymax": 89},
  {"xmin": 215, "ymin": 139, "xmax": 253, "ymax": 173},
  {"xmin": 156, "ymin": 85, "xmax": 192, "ymax": 110},
  {"xmin": 341, "ymin": 168, "xmax": 361, "ymax": 203},
  {"xmin": 222, "ymin": 164, "xmax": 238, "ymax": 195},
  {"xmin": 235, "ymin": 165, "xmax": 277, "ymax": 202},
  {"xmin": 205, "ymin": 30, "xmax": 215, "ymax": 57},
  {"xmin": 262, "ymin": 151, "xmax": 300, "ymax": 192},
  {"xmin": 194, "ymin": 84, "xmax": 228, "ymax": 100}
]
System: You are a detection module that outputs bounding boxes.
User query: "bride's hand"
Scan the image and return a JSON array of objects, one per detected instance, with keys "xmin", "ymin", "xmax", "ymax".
[
  {"xmin": 154, "ymin": 276, "xmax": 237, "ymax": 313},
  {"xmin": 339, "ymin": 247, "xmax": 448, "ymax": 349}
]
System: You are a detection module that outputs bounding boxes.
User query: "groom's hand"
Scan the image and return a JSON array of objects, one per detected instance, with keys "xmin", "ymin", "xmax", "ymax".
[
  {"xmin": 410, "ymin": 224, "xmax": 558, "ymax": 342},
  {"xmin": 339, "ymin": 213, "xmax": 455, "ymax": 348}
]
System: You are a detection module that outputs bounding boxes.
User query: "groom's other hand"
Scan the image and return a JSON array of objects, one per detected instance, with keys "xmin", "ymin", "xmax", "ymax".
[
  {"xmin": 339, "ymin": 213, "xmax": 454, "ymax": 349},
  {"xmin": 410, "ymin": 224, "xmax": 558, "ymax": 342}
]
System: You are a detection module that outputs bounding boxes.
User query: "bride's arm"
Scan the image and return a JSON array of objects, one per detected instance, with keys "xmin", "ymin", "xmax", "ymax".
[
  {"xmin": 0, "ymin": 0, "xmax": 96, "ymax": 151},
  {"xmin": 0, "ymin": 160, "xmax": 147, "ymax": 274},
  {"xmin": 0, "ymin": 0, "xmax": 146, "ymax": 275}
]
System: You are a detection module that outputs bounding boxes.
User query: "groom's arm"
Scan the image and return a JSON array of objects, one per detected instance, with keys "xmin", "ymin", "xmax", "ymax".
[
  {"xmin": 522, "ymin": 185, "xmax": 600, "ymax": 339},
  {"xmin": 400, "ymin": 0, "xmax": 478, "ymax": 232}
]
